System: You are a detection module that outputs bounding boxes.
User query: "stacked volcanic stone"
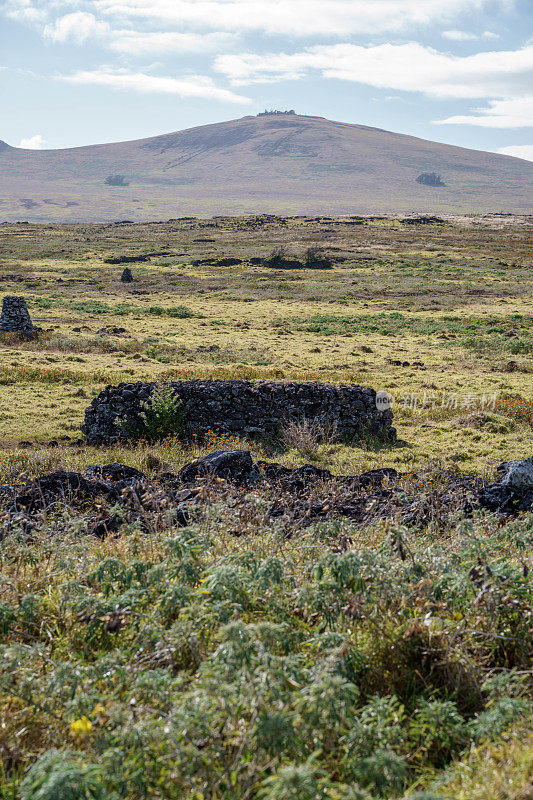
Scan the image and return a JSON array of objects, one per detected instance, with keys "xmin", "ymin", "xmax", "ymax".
[
  {"xmin": 82, "ymin": 379, "xmax": 396, "ymax": 444},
  {"xmin": 0, "ymin": 296, "xmax": 39, "ymax": 336}
]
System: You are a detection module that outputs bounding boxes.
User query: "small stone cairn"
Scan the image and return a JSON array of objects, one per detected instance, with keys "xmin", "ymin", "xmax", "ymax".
[
  {"xmin": 121, "ymin": 268, "xmax": 133, "ymax": 283},
  {"xmin": 0, "ymin": 296, "xmax": 39, "ymax": 337}
]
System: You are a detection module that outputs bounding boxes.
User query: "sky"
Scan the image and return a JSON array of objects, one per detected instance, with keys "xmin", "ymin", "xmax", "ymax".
[{"xmin": 1, "ymin": 0, "xmax": 532, "ymax": 160}]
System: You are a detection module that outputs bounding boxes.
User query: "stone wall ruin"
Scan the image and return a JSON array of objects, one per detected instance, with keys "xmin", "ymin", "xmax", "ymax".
[{"xmin": 82, "ymin": 379, "xmax": 396, "ymax": 444}]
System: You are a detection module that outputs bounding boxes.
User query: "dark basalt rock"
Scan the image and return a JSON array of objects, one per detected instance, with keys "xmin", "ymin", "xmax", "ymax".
[
  {"xmin": 13, "ymin": 471, "xmax": 115, "ymax": 511},
  {"xmin": 104, "ymin": 255, "xmax": 149, "ymax": 264},
  {"xmin": 85, "ymin": 463, "xmax": 146, "ymax": 484},
  {"xmin": 0, "ymin": 295, "xmax": 40, "ymax": 337},
  {"xmin": 121, "ymin": 267, "xmax": 134, "ymax": 282},
  {"xmin": 88, "ymin": 513, "xmax": 124, "ymax": 539},
  {"xmin": 358, "ymin": 467, "xmax": 399, "ymax": 487},
  {"xmin": 477, "ymin": 484, "xmax": 533, "ymax": 514},
  {"xmin": 3, "ymin": 453, "xmax": 532, "ymax": 543},
  {"xmin": 192, "ymin": 257, "xmax": 243, "ymax": 267},
  {"xmin": 179, "ymin": 449, "xmax": 260, "ymax": 485},
  {"xmin": 402, "ymin": 215, "xmax": 445, "ymax": 224},
  {"xmin": 264, "ymin": 257, "xmax": 303, "ymax": 269},
  {"xmin": 477, "ymin": 457, "xmax": 533, "ymax": 513}
]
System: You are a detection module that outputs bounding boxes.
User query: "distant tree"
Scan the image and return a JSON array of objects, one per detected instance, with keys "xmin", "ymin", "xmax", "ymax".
[
  {"xmin": 416, "ymin": 172, "xmax": 446, "ymax": 187},
  {"xmin": 105, "ymin": 174, "xmax": 129, "ymax": 187}
]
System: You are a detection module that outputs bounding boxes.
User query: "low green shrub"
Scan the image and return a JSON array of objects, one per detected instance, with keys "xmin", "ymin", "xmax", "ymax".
[{"xmin": 120, "ymin": 383, "xmax": 187, "ymax": 442}]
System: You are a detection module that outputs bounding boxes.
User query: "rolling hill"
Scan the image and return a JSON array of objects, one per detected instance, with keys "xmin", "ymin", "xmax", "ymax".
[{"xmin": 0, "ymin": 113, "xmax": 531, "ymax": 221}]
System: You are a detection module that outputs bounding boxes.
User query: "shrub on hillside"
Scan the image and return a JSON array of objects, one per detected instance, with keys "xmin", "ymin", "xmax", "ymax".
[
  {"xmin": 104, "ymin": 174, "xmax": 129, "ymax": 187},
  {"xmin": 416, "ymin": 172, "xmax": 446, "ymax": 187}
]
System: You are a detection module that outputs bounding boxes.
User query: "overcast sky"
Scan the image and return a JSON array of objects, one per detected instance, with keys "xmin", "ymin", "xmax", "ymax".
[{"xmin": 1, "ymin": 0, "xmax": 532, "ymax": 160}]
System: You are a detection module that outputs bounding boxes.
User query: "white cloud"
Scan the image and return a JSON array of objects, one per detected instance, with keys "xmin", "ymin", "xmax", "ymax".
[
  {"xmin": 498, "ymin": 144, "xmax": 533, "ymax": 160},
  {"xmin": 442, "ymin": 30, "xmax": 478, "ymax": 41},
  {"xmin": 2, "ymin": 0, "xmax": 47, "ymax": 24},
  {"xmin": 44, "ymin": 11, "xmax": 109, "ymax": 42},
  {"xmin": 59, "ymin": 66, "xmax": 251, "ymax": 103},
  {"xmin": 109, "ymin": 30, "xmax": 233, "ymax": 54},
  {"xmin": 95, "ymin": 0, "xmax": 503, "ymax": 37},
  {"xmin": 442, "ymin": 29, "xmax": 500, "ymax": 41},
  {"xmin": 19, "ymin": 133, "xmax": 45, "ymax": 148},
  {"xmin": 215, "ymin": 42, "xmax": 533, "ymax": 101},
  {"xmin": 5, "ymin": 3, "xmax": 236, "ymax": 54},
  {"xmin": 436, "ymin": 96, "xmax": 533, "ymax": 127}
]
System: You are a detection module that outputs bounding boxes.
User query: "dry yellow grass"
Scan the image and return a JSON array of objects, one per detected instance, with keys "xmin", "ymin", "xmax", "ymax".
[{"xmin": 0, "ymin": 214, "xmax": 531, "ymax": 475}]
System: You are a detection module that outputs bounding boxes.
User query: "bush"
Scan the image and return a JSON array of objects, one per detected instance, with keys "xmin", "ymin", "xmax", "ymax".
[
  {"xmin": 281, "ymin": 418, "xmax": 338, "ymax": 461},
  {"xmin": 304, "ymin": 246, "xmax": 333, "ymax": 269},
  {"xmin": 19, "ymin": 750, "xmax": 109, "ymax": 800},
  {"xmin": 416, "ymin": 172, "xmax": 445, "ymax": 187},
  {"xmin": 104, "ymin": 174, "xmax": 129, "ymax": 187},
  {"xmin": 264, "ymin": 247, "xmax": 302, "ymax": 269},
  {"xmin": 120, "ymin": 382, "xmax": 186, "ymax": 442}
]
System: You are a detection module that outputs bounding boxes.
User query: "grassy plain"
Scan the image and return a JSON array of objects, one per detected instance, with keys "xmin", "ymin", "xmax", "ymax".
[
  {"xmin": 0, "ymin": 214, "xmax": 532, "ymax": 799},
  {"xmin": 0, "ymin": 213, "xmax": 531, "ymax": 476}
]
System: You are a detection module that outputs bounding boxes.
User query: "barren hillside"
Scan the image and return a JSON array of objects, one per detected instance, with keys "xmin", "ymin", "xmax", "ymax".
[{"xmin": 0, "ymin": 114, "xmax": 531, "ymax": 220}]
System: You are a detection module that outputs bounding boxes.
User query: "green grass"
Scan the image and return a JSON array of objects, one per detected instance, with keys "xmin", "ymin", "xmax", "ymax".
[
  {"xmin": 29, "ymin": 296, "xmax": 200, "ymax": 318},
  {"xmin": 291, "ymin": 312, "xmax": 533, "ymax": 354},
  {"xmin": 0, "ymin": 214, "xmax": 531, "ymax": 467},
  {"xmin": 0, "ymin": 214, "xmax": 531, "ymax": 798}
]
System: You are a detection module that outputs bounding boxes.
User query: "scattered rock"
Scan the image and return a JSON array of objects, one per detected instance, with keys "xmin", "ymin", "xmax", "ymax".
[
  {"xmin": 85, "ymin": 463, "xmax": 145, "ymax": 484},
  {"xmin": 477, "ymin": 457, "xmax": 533, "ymax": 513},
  {"xmin": 501, "ymin": 457, "xmax": 533, "ymax": 490},
  {"xmin": 4, "ymin": 452, "xmax": 532, "ymax": 541},
  {"xmin": 402, "ymin": 215, "xmax": 445, "ymax": 223},
  {"xmin": 13, "ymin": 471, "xmax": 114, "ymax": 511},
  {"xmin": 259, "ymin": 461, "xmax": 332, "ymax": 491},
  {"xmin": 88, "ymin": 513, "xmax": 124, "ymax": 539},
  {"xmin": 196, "ymin": 344, "xmax": 220, "ymax": 353},
  {"xmin": 104, "ymin": 255, "xmax": 149, "ymax": 264},
  {"xmin": 179, "ymin": 449, "xmax": 261, "ymax": 485},
  {"xmin": 96, "ymin": 326, "xmax": 127, "ymax": 336},
  {"xmin": 192, "ymin": 257, "xmax": 243, "ymax": 267},
  {"xmin": 358, "ymin": 467, "xmax": 398, "ymax": 487},
  {"xmin": 264, "ymin": 257, "xmax": 303, "ymax": 269}
]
